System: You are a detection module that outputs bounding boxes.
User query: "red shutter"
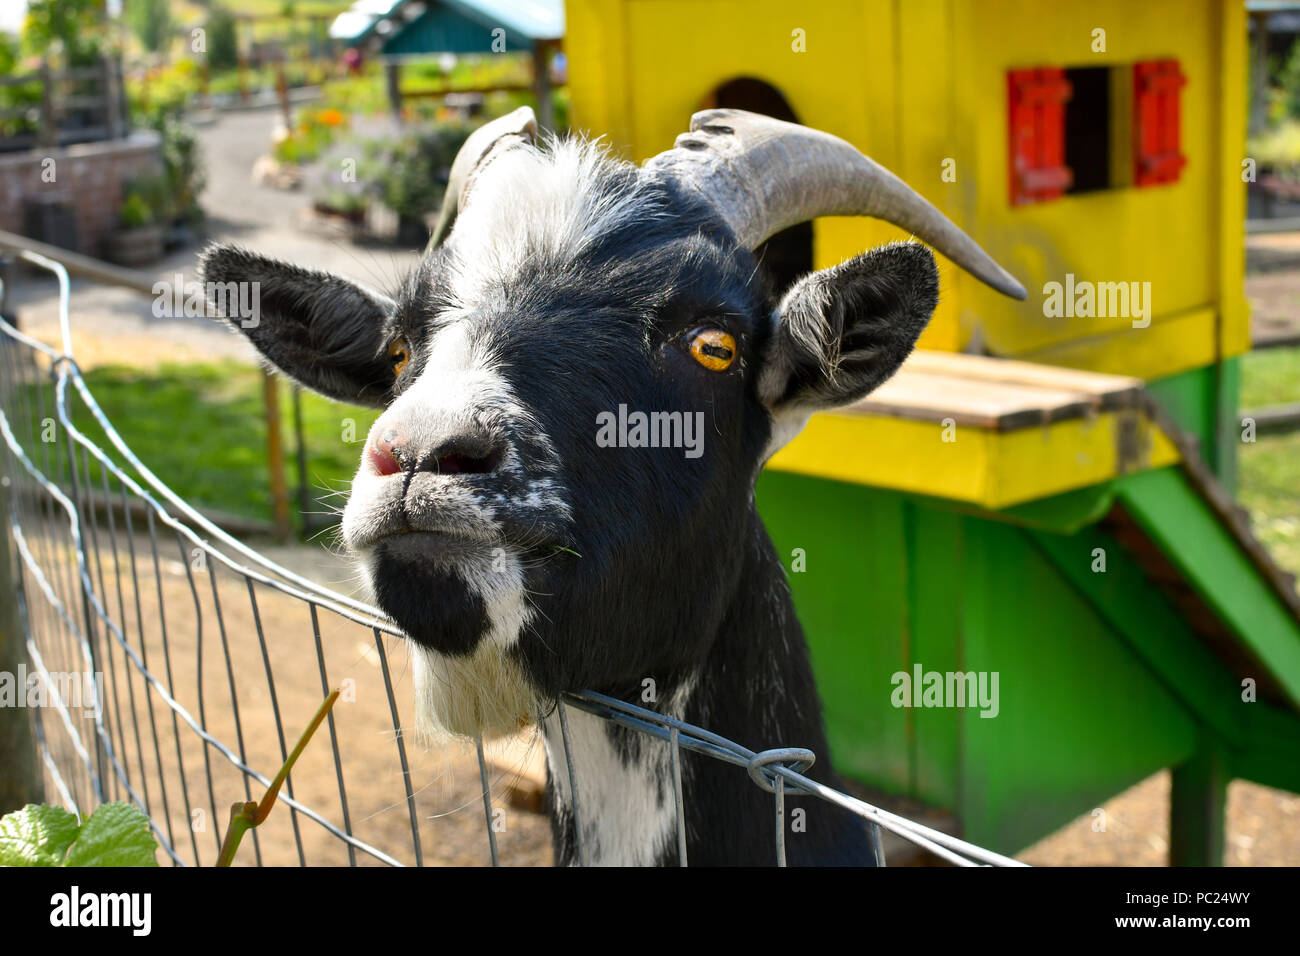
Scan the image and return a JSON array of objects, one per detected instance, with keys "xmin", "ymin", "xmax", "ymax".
[
  {"xmin": 1008, "ymin": 67, "xmax": 1074, "ymax": 205},
  {"xmin": 1133, "ymin": 59, "xmax": 1186, "ymax": 187}
]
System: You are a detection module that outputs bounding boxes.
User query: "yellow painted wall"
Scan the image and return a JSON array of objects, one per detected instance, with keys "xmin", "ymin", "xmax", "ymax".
[{"xmin": 566, "ymin": 0, "xmax": 1249, "ymax": 381}]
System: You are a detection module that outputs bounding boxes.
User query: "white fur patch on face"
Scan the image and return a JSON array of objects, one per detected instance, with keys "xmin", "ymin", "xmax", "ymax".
[
  {"xmin": 411, "ymin": 641, "xmax": 537, "ymax": 742},
  {"xmin": 386, "ymin": 321, "xmax": 527, "ymax": 467},
  {"xmin": 759, "ymin": 310, "xmax": 816, "ymax": 463},
  {"xmin": 758, "ymin": 300, "xmax": 820, "ymax": 464},
  {"xmin": 762, "ymin": 406, "xmax": 814, "ymax": 465},
  {"xmin": 444, "ymin": 137, "xmax": 667, "ymax": 310}
]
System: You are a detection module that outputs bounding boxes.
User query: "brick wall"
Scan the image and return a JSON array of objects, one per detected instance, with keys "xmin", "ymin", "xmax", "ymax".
[{"xmin": 0, "ymin": 131, "xmax": 163, "ymax": 258}]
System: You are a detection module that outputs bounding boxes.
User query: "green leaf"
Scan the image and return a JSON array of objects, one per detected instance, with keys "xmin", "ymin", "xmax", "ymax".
[
  {"xmin": 0, "ymin": 803, "xmax": 82, "ymax": 866},
  {"xmin": 63, "ymin": 803, "xmax": 159, "ymax": 868}
]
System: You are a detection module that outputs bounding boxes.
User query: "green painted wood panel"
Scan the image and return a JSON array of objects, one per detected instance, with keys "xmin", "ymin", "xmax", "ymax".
[
  {"xmin": 757, "ymin": 462, "xmax": 1300, "ymax": 854},
  {"xmin": 756, "ymin": 471, "xmax": 913, "ymax": 793},
  {"xmin": 1147, "ymin": 366, "xmax": 1216, "ymax": 462},
  {"xmin": 907, "ymin": 504, "xmax": 963, "ymax": 808},
  {"xmin": 1146, "ymin": 359, "xmax": 1240, "ymax": 487},
  {"xmin": 1237, "ymin": 703, "xmax": 1300, "ymax": 793},
  {"xmin": 1119, "ymin": 467, "xmax": 1300, "ymax": 709},
  {"xmin": 1032, "ymin": 523, "xmax": 1246, "ymax": 745},
  {"xmin": 959, "ymin": 519, "xmax": 1198, "ymax": 851},
  {"xmin": 1214, "ymin": 357, "xmax": 1241, "ymax": 495}
]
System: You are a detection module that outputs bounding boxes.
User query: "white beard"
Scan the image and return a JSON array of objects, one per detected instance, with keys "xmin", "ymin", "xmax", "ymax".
[{"xmin": 411, "ymin": 641, "xmax": 539, "ymax": 741}]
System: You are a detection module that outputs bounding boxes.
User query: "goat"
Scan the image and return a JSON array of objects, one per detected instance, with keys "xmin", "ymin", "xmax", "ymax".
[{"xmin": 200, "ymin": 108, "xmax": 1025, "ymax": 866}]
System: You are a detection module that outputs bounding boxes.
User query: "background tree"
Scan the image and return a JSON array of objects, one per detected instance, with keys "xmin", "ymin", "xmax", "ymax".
[
  {"xmin": 206, "ymin": 5, "xmax": 239, "ymax": 71},
  {"xmin": 126, "ymin": 0, "xmax": 173, "ymax": 56},
  {"xmin": 1278, "ymin": 39, "xmax": 1300, "ymax": 121},
  {"xmin": 22, "ymin": 0, "xmax": 107, "ymax": 67}
]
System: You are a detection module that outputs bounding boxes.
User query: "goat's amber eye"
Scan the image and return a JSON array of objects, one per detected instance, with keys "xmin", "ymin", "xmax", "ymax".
[
  {"xmin": 687, "ymin": 328, "xmax": 736, "ymax": 371},
  {"xmin": 388, "ymin": 336, "xmax": 410, "ymax": 377}
]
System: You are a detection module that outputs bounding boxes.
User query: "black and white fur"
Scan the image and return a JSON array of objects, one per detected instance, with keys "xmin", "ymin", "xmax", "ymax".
[{"xmin": 201, "ymin": 136, "xmax": 938, "ymax": 866}]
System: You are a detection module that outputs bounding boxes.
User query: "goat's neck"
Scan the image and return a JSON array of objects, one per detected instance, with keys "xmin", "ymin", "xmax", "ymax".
[{"xmin": 540, "ymin": 514, "xmax": 868, "ymax": 866}]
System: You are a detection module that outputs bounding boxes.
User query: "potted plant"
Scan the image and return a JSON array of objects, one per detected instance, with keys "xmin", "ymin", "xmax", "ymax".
[
  {"xmin": 378, "ymin": 125, "xmax": 471, "ymax": 246},
  {"xmin": 305, "ymin": 139, "xmax": 374, "ymax": 232},
  {"xmin": 104, "ymin": 180, "xmax": 165, "ymax": 266}
]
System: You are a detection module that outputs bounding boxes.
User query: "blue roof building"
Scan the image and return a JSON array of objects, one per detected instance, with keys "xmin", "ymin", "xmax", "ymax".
[{"xmin": 329, "ymin": 0, "xmax": 564, "ymax": 127}]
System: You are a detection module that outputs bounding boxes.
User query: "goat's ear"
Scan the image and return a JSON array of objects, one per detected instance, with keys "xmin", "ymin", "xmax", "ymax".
[
  {"xmin": 198, "ymin": 244, "xmax": 396, "ymax": 407},
  {"xmin": 759, "ymin": 241, "xmax": 938, "ymax": 412}
]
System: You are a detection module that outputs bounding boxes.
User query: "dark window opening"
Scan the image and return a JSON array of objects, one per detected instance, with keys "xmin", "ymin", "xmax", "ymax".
[
  {"xmin": 1009, "ymin": 60, "xmax": 1185, "ymax": 205},
  {"xmin": 1063, "ymin": 66, "xmax": 1111, "ymax": 194}
]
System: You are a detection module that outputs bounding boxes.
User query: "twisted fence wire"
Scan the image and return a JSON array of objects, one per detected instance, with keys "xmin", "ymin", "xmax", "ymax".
[{"xmin": 0, "ymin": 251, "xmax": 1024, "ymax": 867}]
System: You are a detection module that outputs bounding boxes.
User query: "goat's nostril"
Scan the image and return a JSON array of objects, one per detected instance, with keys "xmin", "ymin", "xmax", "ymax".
[
  {"xmin": 419, "ymin": 434, "xmax": 504, "ymax": 476},
  {"xmin": 435, "ymin": 452, "xmax": 492, "ymax": 475},
  {"xmin": 370, "ymin": 424, "xmax": 503, "ymax": 478}
]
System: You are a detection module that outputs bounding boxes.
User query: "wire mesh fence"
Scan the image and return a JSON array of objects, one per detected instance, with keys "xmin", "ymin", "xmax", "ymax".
[{"xmin": 0, "ymin": 251, "xmax": 1023, "ymax": 867}]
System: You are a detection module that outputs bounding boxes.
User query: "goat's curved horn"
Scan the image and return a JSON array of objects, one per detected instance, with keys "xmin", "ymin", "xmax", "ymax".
[
  {"xmin": 427, "ymin": 106, "xmax": 538, "ymax": 250},
  {"xmin": 646, "ymin": 109, "xmax": 1026, "ymax": 300}
]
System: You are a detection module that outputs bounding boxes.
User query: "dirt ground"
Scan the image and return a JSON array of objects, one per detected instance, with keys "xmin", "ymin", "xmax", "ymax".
[
  {"xmin": 1247, "ymin": 231, "xmax": 1300, "ymax": 342},
  {"xmin": 1018, "ymin": 773, "xmax": 1300, "ymax": 866}
]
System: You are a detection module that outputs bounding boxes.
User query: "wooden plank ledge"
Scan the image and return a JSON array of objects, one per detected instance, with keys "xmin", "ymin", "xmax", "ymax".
[
  {"xmin": 766, "ymin": 350, "xmax": 1179, "ymax": 509},
  {"xmin": 848, "ymin": 350, "xmax": 1145, "ymax": 430}
]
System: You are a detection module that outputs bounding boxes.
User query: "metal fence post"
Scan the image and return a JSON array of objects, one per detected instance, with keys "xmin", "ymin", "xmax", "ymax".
[
  {"xmin": 0, "ymin": 252, "xmax": 42, "ymax": 813},
  {"xmin": 1169, "ymin": 739, "xmax": 1228, "ymax": 867},
  {"xmin": 100, "ymin": 54, "xmax": 122, "ymax": 141},
  {"xmin": 263, "ymin": 370, "xmax": 292, "ymax": 541},
  {"xmin": 0, "ymin": 446, "xmax": 44, "ymax": 815},
  {"xmin": 291, "ymin": 385, "xmax": 316, "ymax": 535}
]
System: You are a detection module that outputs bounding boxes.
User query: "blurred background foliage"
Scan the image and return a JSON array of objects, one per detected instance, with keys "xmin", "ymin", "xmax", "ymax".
[{"xmin": 1251, "ymin": 28, "xmax": 1300, "ymax": 182}]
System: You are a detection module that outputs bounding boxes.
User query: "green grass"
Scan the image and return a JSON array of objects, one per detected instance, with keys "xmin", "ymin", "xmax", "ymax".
[
  {"xmin": 64, "ymin": 361, "xmax": 378, "ymax": 532},
  {"xmin": 1240, "ymin": 431, "xmax": 1300, "ymax": 579},
  {"xmin": 218, "ymin": 0, "xmax": 353, "ymax": 17},
  {"xmin": 1240, "ymin": 345, "xmax": 1300, "ymax": 409},
  {"xmin": 1237, "ymin": 345, "xmax": 1300, "ymax": 578}
]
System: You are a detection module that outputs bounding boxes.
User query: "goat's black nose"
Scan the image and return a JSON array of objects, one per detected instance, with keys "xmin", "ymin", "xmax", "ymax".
[{"xmin": 412, "ymin": 427, "xmax": 504, "ymax": 476}]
